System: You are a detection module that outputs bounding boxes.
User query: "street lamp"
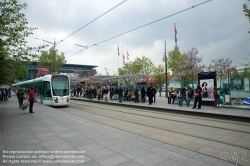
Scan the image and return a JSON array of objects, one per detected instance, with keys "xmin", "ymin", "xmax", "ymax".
[{"xmin": 104, "ymin": 68, "xmax": 108, "ymax": 75}]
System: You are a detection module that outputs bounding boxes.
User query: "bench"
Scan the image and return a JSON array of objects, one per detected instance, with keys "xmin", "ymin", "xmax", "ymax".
[{"xmin": 234, "ymin": 98, "xmax": 241, "ymax": 104}]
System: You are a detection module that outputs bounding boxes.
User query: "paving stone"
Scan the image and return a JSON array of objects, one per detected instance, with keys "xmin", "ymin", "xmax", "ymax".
[
  {"xmin": 70, "ymin": 139, "xmax": 96, "ymax": 147},
  {"xmin": 119, "ymin": 147, "xmax": 151, "ymax": 159},
  {"xmin": 192, "ymin": 154, "xmax": 236, "ymax": 166},
  {"xmin": 115, "ymin": 160, "xmax": 143, "ymax": 166},
  {"xmin": 95, "ymin": 153, "xmax": 129, "ymax": 166},
  {"xmin": 134, "ymin": 153, "xmax": 167, "ymax": 166},
  {"xmin": 154, "ymin": 159, "xmax": 185, "ymax": 166},
  {"xmin": 75, "ymin": 160, "xmax": 101, "ymax": 166},
  {"xmin": 41, "ymin": 138, "xmax": 66, "ymax": 147},
  {"xmin": 77, "ymin": 143, "xmax": 105, "ymax": 152},
  {"xmin": 98, "ymin": 139, "xmax": 123, "ymax": 147},
  {"xmin": 157, "ymin": 143, "xmax": 198, "ymax": 158},
  {"xmin": 86, "ymin": 148, "xmax": 116, "ymax": 160},
  {"xmin": 107, "ymin": 143, "xmax": 135, "ymax": 153}
]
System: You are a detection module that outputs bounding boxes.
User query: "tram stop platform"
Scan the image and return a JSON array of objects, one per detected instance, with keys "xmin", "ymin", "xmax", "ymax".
[
  {"xmin": 0, "ymin": 98, "xmax": 240, "ymax": 166},
  {"xmin": 71, "ymin": 94, "xmax": 250, "ymax": 120}
]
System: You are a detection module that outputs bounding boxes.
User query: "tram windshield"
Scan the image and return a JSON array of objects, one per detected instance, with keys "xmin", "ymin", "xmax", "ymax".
[{"xmin": 51, "ymin": 76, "xmax": 69, "ymax": 96}]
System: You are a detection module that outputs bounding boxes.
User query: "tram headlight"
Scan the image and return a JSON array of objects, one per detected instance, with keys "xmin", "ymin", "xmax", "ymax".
[
  {"xmin": 54, "ymin": 97, "xmax": 58, "ymax": 103},
  {"xmin": 67, "ymin": 97, "xmax": 70, "ymax": 103}
]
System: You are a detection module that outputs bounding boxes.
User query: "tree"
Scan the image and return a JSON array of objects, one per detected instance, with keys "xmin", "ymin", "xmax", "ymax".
[
  {"xmin": 0, "ymin": 0, "xmax": 38, "ymax": 84},
  {"xmin": 207, "ymin": 58, "xmax": 233, "ymax": 88},
  {"xmin": 169, "ymin": 48, "xmax": 205, "ymax": 85},
  {"xmin": 231, "ymin": 68, "xmax": 241, "ymax": 79},
  {"xmin": 38, "ymin": 49, "xmax": 66, "ymax": 74},
  {"xmin": 241, "ymin": 67, "xmax": 250, "ymax": 78},
  {"xmin": 152, "ymin": 64, "xmax": 165, "ymax": 85},
  {"xmin": 163, "ymin": 50, "xmax": 182, "ymax": 72},
  {"xmin": 118, "ymin": 56, "xmax": 154, "ymax": 75},
  {"xmin": 243, "ymin": 0, "xmax": 250, "ymax": 34}
]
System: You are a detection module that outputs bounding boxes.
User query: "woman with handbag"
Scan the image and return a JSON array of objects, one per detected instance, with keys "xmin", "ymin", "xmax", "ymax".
[{"xmin": 192, "ymin": 84, "xmax": 202, "ymax": 109}]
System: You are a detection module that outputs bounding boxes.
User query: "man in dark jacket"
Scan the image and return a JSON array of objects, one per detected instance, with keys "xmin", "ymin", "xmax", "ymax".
[
  {"xmin": 152, "ymin": 86, "xmax": 157, "ymax": 103},
  {"xmin": 134, "ymin": 87, "xmax": 139, "ymax": 103},
  {"xmin": 147, "ymin": 84, "xmax": 153, "ymax": 105},
  {"xmin": 141, "ymin": 86, "xmax": 146, "ymax": 103},
  {"xmin": 118, "ymin": 86, "xmax": 123, "ymax": 103}
]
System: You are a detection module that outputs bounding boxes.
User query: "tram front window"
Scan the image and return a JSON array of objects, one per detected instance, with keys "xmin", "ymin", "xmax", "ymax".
[{"xmin": 51, "ymin": 76, "xmax": 69, "ymax": 96}]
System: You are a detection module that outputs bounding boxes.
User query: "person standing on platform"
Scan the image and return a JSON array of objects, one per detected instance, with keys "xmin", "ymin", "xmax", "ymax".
[
  {"xmin": 97, "ymin": 87, "xmax": 101, "ymax": 100},
  {"xmin": 147, "ymin": 84, "xmax": 153, "ymax": 105},
  {"xmin": 213, "ymin": 86, "xmax": 220, "ymax": 108},
  {"xmin": 179, "ymin": 85, "xmax": 189, "ymax": 107},
  {"xmin": 134, "ymin": 87, "xmax": 139, "ymax": 103},
  {"xmin": 17, "ymin": 88, "xmax": 24, "ymax": 108},
  {"xmin": 168, "ymin": 89, "xmax": 172, "ymax": 104},
  {"xmin": 118, "ymin": 86, "xmax": 123, "ymax": 103},
  {"xmin": 192, "ymin": 84, "xmax": 202, "ymax": 109},
  {"xmin": 141, "ymin": 86, "xmax": 146, "ymax": 103},
  {"xmin": 152, "ymin": 86, "xmax": 157, "ymax": 103},
  {"xmin": 187, "ymin": 87, "xmax": 194, "ymax": 106},
  {"xmin": 29, "ymin": 88, "xmax": 36, "ymax": 113}
]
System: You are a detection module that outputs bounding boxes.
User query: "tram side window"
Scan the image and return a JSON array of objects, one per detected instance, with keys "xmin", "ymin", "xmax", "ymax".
[{"xmin": 43, "ymin": 82, "xmax": 52, "ymax": 97}]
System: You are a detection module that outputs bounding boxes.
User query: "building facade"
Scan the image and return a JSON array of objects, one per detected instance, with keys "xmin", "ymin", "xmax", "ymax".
[{"xmin": 26, "ymin": 62, "xmax": 98, "ymax": 80}]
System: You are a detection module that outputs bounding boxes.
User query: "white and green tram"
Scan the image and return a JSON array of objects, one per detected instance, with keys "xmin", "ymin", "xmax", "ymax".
[{"xmin": 12, "ymin": 74, "xmax": 70, "ymax": 106}]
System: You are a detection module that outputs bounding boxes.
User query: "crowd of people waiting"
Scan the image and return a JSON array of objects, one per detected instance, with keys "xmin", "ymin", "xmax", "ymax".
[
  {"xmin": 71, "ymin": 84, "xmax": 158, "ymax": 104},
  {"xmin": 72, "ymin": 84, "xmax": 223, "ymax": 109},
  {"xmin": 0, "ymin": 87, "xmax": 12, "ymax": 101}
]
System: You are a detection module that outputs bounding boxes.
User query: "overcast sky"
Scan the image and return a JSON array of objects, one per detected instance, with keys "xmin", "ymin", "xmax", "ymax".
[{"xmin": 23, "ymin": 0, "xmax": 250, "ymax": 75}]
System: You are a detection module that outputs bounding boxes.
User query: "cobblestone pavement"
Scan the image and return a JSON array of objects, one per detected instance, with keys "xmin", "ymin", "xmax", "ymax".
[{"xmin": 0, "ymin": 98, "xmax": 249, "ymax": 166}]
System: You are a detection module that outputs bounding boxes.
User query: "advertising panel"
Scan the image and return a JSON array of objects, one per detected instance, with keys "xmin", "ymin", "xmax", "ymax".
[
  {"xmin": 244, "ymin": 78, "xmax": 249, "ymax": 92},
  {"xmin": 199, "ymin": 79, "xmax": 214, "ymax": 101},
  {"xmin": 38, "ymin": 68, "xmax": 49, "ymax": 77}
]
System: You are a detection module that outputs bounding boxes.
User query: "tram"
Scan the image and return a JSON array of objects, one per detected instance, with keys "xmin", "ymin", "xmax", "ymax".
[{"xmin": 12, "ymin": 74, "xmax": 70, "ymax": 106}]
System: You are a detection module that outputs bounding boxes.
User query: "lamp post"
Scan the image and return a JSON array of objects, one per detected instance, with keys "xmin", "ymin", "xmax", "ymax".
[
  {"xmin": 164, "ymin": 41, "xmax": 168, "ymax": 98},
  {"xmin": 104, "ymin": 68, "xmax": 108, "ymax": 75}
]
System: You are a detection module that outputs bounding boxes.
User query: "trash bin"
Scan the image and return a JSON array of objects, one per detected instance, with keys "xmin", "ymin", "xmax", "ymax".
[{"xmin": 224, "ymin": 95, "xmax": 231, "ymax": 104}]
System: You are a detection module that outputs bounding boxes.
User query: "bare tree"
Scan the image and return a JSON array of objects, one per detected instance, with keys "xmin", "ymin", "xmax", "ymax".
[
  {"xmin": 207, "ymin": 58, "xmax": 233, "ymax": 88},
  {"xmin": 172, "ymin": 47, "xmax": 205, "ymax": 87}
]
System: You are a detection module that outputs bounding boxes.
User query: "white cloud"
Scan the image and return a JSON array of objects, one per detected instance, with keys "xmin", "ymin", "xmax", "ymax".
[{"xmin": 22, "ymin": 0, "xmax": 250, "ymax": 75}]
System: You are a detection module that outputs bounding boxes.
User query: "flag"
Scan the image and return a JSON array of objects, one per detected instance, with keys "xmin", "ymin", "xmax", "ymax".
[
  {"xmin": 118, "ymin": 45, "xmax": 120, "ymax": 56},
  {"xmin": 127, "ymin": 50, "xmax": 129, "ymax": 60},
  {"xmin": 174, "ymin": 24, "xmax": 177, "ymax": 43},
  {"xmin": 123, "ymin": 54, "xmax": 125, "ymax": 64}
]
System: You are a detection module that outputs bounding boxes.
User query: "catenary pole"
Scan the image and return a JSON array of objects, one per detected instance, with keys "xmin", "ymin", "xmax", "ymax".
[{"xmin": 165, "ymin": 41, "xmax": 168, "ymax": 98}]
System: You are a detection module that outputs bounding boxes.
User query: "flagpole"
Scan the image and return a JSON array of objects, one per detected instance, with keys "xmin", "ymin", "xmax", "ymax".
[
  {"xmin": 122, "ymin": 45, "xmax": 123, "ymax": 66},
  {"xmin": 118, "ymin": 44, "xmax": 119, "ymax": 76}
]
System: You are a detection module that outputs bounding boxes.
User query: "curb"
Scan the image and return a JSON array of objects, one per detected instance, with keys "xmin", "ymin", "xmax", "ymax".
[{"xmin": 71, "ymin": 98, "xmax": 250, "ymax": 122}]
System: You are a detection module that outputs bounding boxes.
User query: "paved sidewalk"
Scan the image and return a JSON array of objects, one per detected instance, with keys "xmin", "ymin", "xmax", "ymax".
[
  {"xmin": 0, "ymin": 98, "xmax": 237, "ymax": 166},
  {"xmin": 71, "ymin": 94, "xmax": 250, "ymax": 119}
]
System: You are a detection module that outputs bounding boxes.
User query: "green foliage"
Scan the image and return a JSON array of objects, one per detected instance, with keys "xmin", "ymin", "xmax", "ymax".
[
  {"xmin": 152, "ymin": 64, "xmax": 165, "ymax": 84},
  {"xmin": 38, "ymin": 49, "xmax": 67, "ymax": 74},
  {"xmin": 165, "ymin": 48, "xmax": 205, "ymax": 83},
  {"xmin": 163, "ymin": 50, "xmax": 182, "ymax": 71},
  {"xmin": 241, "ymin": 67, "xmax": 250, "ymax": 78},
  {"xmin": 243, "ymin": 0, "xmax": 250, "ymax": 34},
  {"xmin": 118, "ymin": 56, "xmax": 154, "ymax": 75},
  {"xmin": 231, "ymin": 68, "xmax": 241, "ymax": 79},
  {"xmin": 0, "ymin": 0, "xmax": 38, "ymax": 84}
]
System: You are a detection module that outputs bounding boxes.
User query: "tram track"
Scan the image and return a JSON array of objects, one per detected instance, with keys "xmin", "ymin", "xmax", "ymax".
[
  {"xmin": 71, "ymin": 100, "xmax": 250, "ymax": 133},
  {"xmin": 57, "ymin": 101, "xmax": 250, "ymax": 151}
]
